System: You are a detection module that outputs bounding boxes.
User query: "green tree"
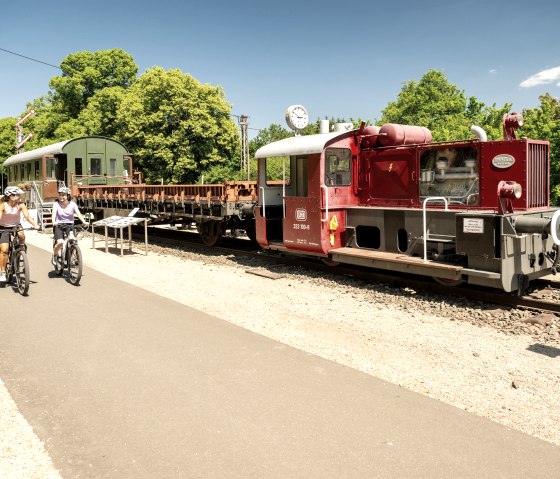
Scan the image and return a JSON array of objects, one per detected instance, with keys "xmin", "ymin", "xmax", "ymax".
[
  {"xmin": 50, "ymin": 49, "xmax": 137, "ymax": 118},
  {"xmin": 23, "ymin": 49, "xmax": 138, "ymax": 144},
  {"xmin": 116, "ymin": 67, "xmax": 239, "ymax": 184},
  {"xmin": 519, "ymin": 93, "xmax": 560, "ymax": 205},
  {"xmin": 380, "ymin": 69, "xmax": 510, "ymax": 141},
  {"xmin": 0, "ymin": 117, "xmax": 17, "ymax": 172}
]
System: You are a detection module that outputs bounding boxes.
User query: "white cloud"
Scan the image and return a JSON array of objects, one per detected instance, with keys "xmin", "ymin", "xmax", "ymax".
[
  {"xmin": 489, "ymin": 69, "xmax": 498, "ymax": 74},
  {"xmin": 520, "ymin": 66, "xmax": 560, "ymax": 88}
]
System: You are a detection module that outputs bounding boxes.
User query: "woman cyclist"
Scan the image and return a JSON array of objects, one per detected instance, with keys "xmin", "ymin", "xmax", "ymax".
[
  {"xmin": 51, "ymin": 187, "xmax": 88, "ymax": 266},
  {"xmin": 0, "ymin": 186, "xmax": 40, "ymax": 283}
]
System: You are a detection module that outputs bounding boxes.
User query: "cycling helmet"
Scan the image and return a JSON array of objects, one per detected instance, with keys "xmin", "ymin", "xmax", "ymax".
[
  {"xmin": 58, "ymin": 187, "xmax": 71, "ymax": 195},
  {"xmin": 4, "ymin": 186, "xmax": 24, "ymax": 197}
]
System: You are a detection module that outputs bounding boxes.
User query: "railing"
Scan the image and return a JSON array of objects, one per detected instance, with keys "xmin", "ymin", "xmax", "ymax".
[
  {"xmin": 29, "ymin": 181, "xmax": 45, "ymax": 230},
  {"xmin": 422, "ymin": 197, "xmax": 449, "ymax": 262}
]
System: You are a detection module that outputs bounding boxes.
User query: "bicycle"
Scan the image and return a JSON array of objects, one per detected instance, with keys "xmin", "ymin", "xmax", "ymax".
[
  {"xmin": 1, "ymin": 226, "xmax": 34, "ymax": 296},
  {"xmin": 53, "ymin": 222, "xmax": 88, "ymax": 285}
]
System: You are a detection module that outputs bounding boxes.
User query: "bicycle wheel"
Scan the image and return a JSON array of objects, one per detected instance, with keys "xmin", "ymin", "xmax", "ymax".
[
  {"xmin": 14, "ymin": 250, "xmax": 30, "ymax": 295},
  {"xmin": 67, "ymin": 244, "xmax": 83, "ymax": 285},
  {"xmin": 54, "ymin": 254, "xmax": 63, "ymax": 276}
]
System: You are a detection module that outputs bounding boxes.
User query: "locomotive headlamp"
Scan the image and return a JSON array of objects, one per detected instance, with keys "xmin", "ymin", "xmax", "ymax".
[{"xmin": 498, "ymin": 181, "xmax": 522, "ymax": 199}]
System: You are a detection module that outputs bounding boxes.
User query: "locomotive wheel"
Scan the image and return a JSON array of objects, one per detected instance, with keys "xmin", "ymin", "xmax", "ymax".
[
  {"xmin": 321, "ymin": 257, "xmax": 340, "ymax": 267},
  {"xmin": 197, "ymin": 220, "xmax": 224, "ymax": 247},
  {"xmin": 433, "ymin": 277, "xmax": 464, "ymax": 287}
]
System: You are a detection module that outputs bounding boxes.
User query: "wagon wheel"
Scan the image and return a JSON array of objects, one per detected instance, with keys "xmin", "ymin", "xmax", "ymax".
[
  {"xmin": 197, "ymin": 220, "xmax": 224, "ymax": 247},
  {"xmin": 433, "ymin": 277, "xmax": 464, "ymax": 287}
]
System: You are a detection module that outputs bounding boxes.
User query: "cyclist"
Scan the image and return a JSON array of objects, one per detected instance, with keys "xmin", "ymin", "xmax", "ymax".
[
  {"xmin": 51, "ymin": 187, "xmax": 88, "ymax": 266},
  {"xmin": 0, "ymin": 186, "xmax": 40, "ymax": 283}
]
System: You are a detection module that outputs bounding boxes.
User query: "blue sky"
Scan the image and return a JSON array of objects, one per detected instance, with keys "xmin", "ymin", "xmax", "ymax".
[{"xmin": 1, "ymin": 0, "xmax": 559, "ymax": 139}]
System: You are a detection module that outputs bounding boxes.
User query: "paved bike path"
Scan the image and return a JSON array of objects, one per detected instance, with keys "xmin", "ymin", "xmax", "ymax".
[{"xmin": 1, "ymin": 244, "xmax": 559, "ymax": 478}]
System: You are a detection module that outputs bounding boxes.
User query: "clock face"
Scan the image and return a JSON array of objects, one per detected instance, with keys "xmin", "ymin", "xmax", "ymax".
[{"xmin": 285, "ymin": 105, "xmax": 309, "ymax": 131}]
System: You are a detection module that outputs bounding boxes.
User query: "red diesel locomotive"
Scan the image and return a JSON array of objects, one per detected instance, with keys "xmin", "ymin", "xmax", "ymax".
[{"xmin": 254, "ymin": 112, "xmax": 559, "ymax": 292}]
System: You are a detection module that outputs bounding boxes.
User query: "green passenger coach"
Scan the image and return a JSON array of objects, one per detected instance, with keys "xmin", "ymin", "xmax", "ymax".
[{"xmin": 3, "ymin": 136, "xmax": 133, "ymax": 200}]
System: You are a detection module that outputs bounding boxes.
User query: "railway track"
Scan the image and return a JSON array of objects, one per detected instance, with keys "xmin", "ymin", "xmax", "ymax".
[{"xmin": 118, "ymin": 225, "xmax": 560, "ymax": 316}]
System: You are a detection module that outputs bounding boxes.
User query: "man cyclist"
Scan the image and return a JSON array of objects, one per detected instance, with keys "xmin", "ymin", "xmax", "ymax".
[
  {"xmin": 51, "ymin": 187, "xmax": 88, "ymax": 266},
  {"xmin": 0, "ymin": 186, "xmax": 40, "ymax": 283}
]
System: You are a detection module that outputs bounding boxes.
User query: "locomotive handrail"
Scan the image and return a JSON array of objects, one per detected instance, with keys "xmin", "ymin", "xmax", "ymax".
[
  {"xmin": 259, "ymin": 187, "xmax": 266, "ymax": 218},
  {"xmin": 422, "ymin": 197, "xmax": 449, "ymax": 262},
  {"xmin": 321, "ymin": 185, "xmax": 329, "ymax": 222}
]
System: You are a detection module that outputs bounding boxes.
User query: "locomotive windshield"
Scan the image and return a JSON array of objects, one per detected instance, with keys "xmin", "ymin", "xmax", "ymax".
[
  {"xmin": 419, "ymin": 146, "xmax": 479, "ymax": 205},
  {"xmin": 325, "ymin": 148, "xmax": 351, "ymax": 186}
]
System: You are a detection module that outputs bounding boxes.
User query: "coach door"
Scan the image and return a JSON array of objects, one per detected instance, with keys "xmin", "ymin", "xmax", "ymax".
[
  {"xmin": 281, "ymin": 153, "xmax": 325, "ymax": 254},
  {"xmin": 87, "ymin": 154, "xmax": 106, "ymax": 184}
]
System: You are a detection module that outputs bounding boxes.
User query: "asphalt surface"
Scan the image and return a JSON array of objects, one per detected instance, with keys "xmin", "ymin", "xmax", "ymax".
[{"xmin": 1, "ymin": 244, "xmax": 559, "ymax": 478}]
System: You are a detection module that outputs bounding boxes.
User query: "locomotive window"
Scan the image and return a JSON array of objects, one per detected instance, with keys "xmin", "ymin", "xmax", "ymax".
[
  {"xmin": 325, "ymin": 148, "xmax": 351, "ymax": 186},
  {"xmin": 419, "ymin": 146, "xmax": 479, "ymax": 205},
  {"xmin": 109, "ymin": 158, "xmax": 116, "ymax": 176},
  {"xmin": 265, "ymin": 156, "xmax": 291, "ymax": 186},
  {"xmin": 91, "ymin": 158, "xmax": 102, "ymax": 175},
  {"xmin": 75, "ymin": 158, "xmax": 83, "ymax": 176}
]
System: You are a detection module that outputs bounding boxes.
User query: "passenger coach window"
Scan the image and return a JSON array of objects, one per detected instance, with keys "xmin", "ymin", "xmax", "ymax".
[
  {"xmin": 265, "ymin": 156, "xmax": 291, "ymax": 187},
  {"xmin": 34, "ymin": 161, "xmax": 39, "ymax": 179},
  {"xmin": 91, "ymin": 158, "xmax": 101, "ymax": 175},
  {"xmin": 109, "ymin": 158, "xmax": 116, "ymax": 176},
  {"xmin": 325, "ymin": 148, "xmax": 351, "ymax": 186},
  {"xmin": 46, "ymin": 158, "xmax": 56, "ymax": 178},
  {"xmin": 75, "ymin": 158, "xmax": 83, "ymax": 176}
]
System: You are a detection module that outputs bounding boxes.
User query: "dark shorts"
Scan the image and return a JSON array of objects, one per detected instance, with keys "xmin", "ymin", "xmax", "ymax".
[
  {"xmin": 54, "ymin": 223, "xmax": 75, "ymax": 242},
  {"xmin": 0, "ymin": 227, "xmax": 17, "ymax": 244}
]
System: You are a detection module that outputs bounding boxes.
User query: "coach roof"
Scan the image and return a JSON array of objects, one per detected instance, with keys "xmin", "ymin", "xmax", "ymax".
[{"xmin": 4, "ymin": 136, "xmax": 129, "ymax": 166}]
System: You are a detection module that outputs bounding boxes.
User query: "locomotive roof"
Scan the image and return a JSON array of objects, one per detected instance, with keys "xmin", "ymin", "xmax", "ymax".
[
  {"xmin": 3, "ymin": 136, "xmax": 129, "ymax": 166},
  {"xmin": 255, "ymin": 131, "xmax": 350, "ymax": 158}
]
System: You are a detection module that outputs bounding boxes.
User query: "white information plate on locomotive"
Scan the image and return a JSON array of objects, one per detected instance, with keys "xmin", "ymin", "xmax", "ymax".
[{"xmin": 463, "ymin": 218, "xmax": 484, "ymax": 234}]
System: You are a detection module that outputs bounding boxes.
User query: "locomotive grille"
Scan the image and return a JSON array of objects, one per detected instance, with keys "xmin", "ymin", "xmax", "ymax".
[{"xmin": 527, "ymin": 142, "xmax": 549, "ymax": 208}]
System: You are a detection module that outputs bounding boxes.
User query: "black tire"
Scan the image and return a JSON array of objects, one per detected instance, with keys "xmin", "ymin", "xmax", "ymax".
[
  {"xmin": 67, "ymin": 244, "xmax": 83, "ymax": 285},
  {"xmin": 55, "ymin": 255, "xmax": 63, "ymax": 276},
  {"xmin": 14, "ymin": 250, "xmax": 30, "ymax": 296}
]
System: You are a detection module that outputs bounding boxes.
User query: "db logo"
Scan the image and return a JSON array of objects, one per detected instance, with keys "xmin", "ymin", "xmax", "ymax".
[{"xmin": 295, "ymin": 208, "xmax": 307, "ymax": 221}]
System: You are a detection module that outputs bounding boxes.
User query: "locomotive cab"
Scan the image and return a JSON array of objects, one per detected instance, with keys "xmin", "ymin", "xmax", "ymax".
[{"xmin": 254, "ymin": 130, "xmax": 358, "ymax": 256}]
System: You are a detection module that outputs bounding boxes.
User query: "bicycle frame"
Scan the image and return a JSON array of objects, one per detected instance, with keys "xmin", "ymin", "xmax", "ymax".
[{"xmin": 54, "ymin": 223, "xmax": 86, "ymax": 285}]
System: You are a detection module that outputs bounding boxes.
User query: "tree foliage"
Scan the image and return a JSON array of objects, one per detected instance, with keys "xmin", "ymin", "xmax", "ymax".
[
  {"xmin": 50, "ymin": 49, "xmax": 137, "ymax": 119},
  {"xmin": 379, "ymin": 69, "xmax": 510, "ymax": 141},
  {"xmin": 116, "ymin": 67, "xmax": 239, "ymax": 184}
]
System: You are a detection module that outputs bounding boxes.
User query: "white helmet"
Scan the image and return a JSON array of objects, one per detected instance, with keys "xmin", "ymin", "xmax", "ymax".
[
  {"xmin": 58, "ymin": 187, "xmax": 71, "ymax": 195},
  {"xmin": 4, "ymin": 186, "xmax": 24, "ymax": 197}
]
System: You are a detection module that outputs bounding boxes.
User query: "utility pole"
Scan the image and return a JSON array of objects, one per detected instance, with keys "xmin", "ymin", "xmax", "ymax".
[
  {"xmin": 16, "ymin": 109, "xmax": 35, "ymax": 153},
  {"xmin": 239, "ymin": 115, "xmax": 249, "ymax": 180}
]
